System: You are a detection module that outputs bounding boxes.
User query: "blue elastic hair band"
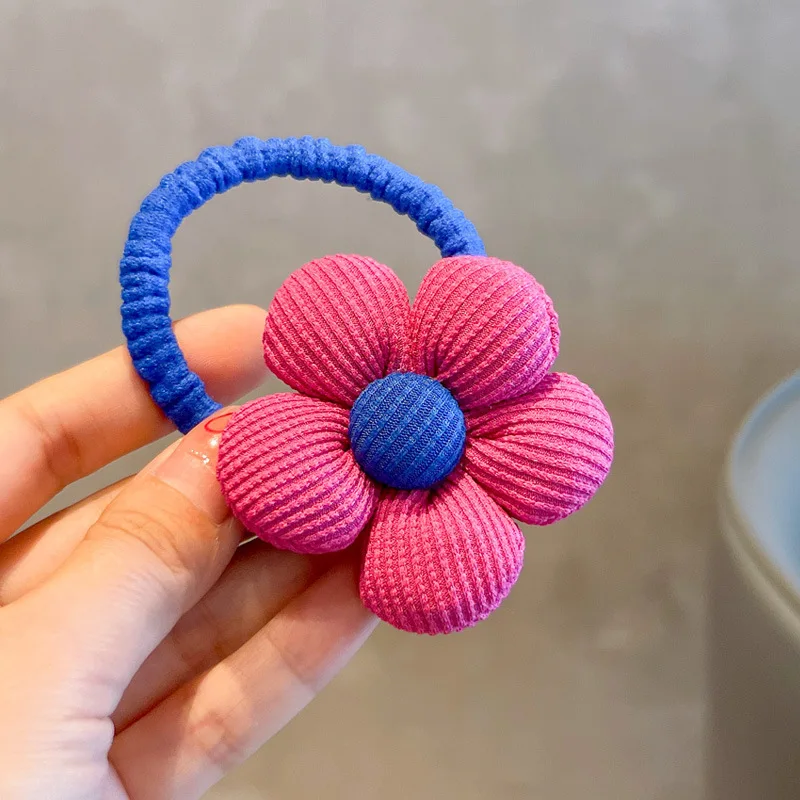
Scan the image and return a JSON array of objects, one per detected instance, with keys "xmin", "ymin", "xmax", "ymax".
[{"xmin": 119, "ymin": 136, "xmax": 486, "ymax": 433}]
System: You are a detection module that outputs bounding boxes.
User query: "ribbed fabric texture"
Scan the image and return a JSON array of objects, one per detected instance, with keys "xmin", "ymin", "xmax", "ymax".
[
  {"xmin": 408, "ymin": 256, "xmax": 560, "ymax": 410},
  {"xmin": 263, "ymin": 255, "xmax": 409, "ymax": 406},
  {"xmin": 118, "ymin": 135, "xmax": 614, "ymax": 635},
  {"xmin": 465, "ymin": 373, "xmax": 614, "ymax": 525},
  {"xmin": 348, "ymin": 373, "xmax": 466, "ymax": 490},
  {"xmin": 359, "ymin": 469, "xmax": 525, "ymax": 635},
  {"xmin": 119, "ymin": 136, "xmax": 485, "ymax": 433},
  {"xmin": 216, "ymin": 253, "xmax": 614, "ymax": 634},
  {"xmin": 217, "ymin": 393, "xmax": 377, "ymax": 553}
]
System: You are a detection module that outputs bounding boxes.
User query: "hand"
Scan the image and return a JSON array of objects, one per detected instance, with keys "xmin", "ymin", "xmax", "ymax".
[{"xmin": 0, "ymin": 305, "xmax": 377, "ymax": 800}]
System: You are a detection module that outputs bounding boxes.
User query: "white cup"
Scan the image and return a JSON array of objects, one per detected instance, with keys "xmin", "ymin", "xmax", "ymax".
[{"xmin": 709, "ymin": 373, "xmax": 800, "ymax": 798}]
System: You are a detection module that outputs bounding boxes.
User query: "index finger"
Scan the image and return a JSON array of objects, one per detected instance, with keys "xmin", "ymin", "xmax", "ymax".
[{"xmin": 0, "ymin": 304, "xmax": 267, "ymax": 540}]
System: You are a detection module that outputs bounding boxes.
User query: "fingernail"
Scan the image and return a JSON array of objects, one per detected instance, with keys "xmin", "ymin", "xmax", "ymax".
[
  {"xmin": 141, "ymin": 440, "xmax": 181, "ymax": 474},
  {"xmin": 152, "ymin": 407, "xmax": 238, "ymax": 525},
  {"xmin": 203, "ymin": 411, "xmax": 236, "ymax": 433}
]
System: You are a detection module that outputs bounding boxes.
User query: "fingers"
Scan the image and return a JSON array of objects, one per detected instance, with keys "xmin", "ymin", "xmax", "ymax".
[
  {"xmin": 15, "ymin": 410, "xmax": 244, "ymax": 715},
  {"xmin": 0, "ymin": 478, "xmax": 127, "ymax": 605},
  {"xmin": 110, "ymin": 561, "xmax": 377, "ymax": 800},
  {"xmin": 112, "ymin": 544, "xmax": 319, "ymax": 731},
  {"xmin": 0, "ymin": 304, "xmax": 267, "ymax": 540},
  {"xmin": 0, "ymin": 444, "xmax": 179, "ymax": 606}
]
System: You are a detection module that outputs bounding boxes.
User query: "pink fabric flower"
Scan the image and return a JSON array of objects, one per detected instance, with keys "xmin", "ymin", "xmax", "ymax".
[{"xmin": 217, "ymin": 254, "xmax": 613, "ymax": 635}]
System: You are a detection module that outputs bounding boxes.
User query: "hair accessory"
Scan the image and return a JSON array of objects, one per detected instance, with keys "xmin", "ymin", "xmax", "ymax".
[{"xmin": 120, "ymin": 136, "xmax": 614, "ymax": 635}]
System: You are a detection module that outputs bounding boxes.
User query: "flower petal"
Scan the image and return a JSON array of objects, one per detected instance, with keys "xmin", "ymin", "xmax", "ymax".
[
  {"xmin": 359, "ymin": 469, "xmax": 524, "ymax": 634},
  {"xmin": 464, "ymin": 373, "xmax": 613, "ymax": 525},
  {"xmin": 263, "ymin": 254, "xmax": 410, "ymax": 405},
  {"xmin": 217, "ymin": 394, "xmax": 378, "ymax": 554},
  {"xmin": 408, "ymin": 256, "xmax": 559, "ymax": 409}
]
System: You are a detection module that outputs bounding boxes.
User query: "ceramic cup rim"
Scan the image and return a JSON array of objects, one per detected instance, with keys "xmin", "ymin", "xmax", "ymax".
[{"xmin": 720, "ymin": 371, "xmax": 800, "ymax": 648}]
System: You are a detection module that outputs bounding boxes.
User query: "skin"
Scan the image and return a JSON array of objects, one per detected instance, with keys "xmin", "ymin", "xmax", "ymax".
[{"xmin": 0, "ymin": 305, "xmax": 377, "ymax": 800}]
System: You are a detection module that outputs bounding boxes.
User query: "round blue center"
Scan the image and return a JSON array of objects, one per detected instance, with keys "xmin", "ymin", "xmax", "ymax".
[{"xmin": 348, "ymin": 373, "xmax": 466, "ymax": 490}]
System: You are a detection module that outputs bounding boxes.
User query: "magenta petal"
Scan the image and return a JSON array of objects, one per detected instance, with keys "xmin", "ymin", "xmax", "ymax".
[
  {"xmin": 359, "ymin": 470, "xmax": 525, "ymax": 635},
  {"xmin": 408, "ymin": 256, "xmax": 559, "ymax": 410},
  {"xmin": 263, "ymin": 254, "xmax": 410, "ymax": 405},
  {"xmin": 218, "ymin": 394, "xmax": 377, "ymax": 554},
  {"xmin": 464, "ymin": 373, "xmax": 614, "ymax": 525}
]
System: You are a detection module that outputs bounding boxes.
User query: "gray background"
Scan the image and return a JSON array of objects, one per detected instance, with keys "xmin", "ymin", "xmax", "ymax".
[{"xmin": 2, "ymin": 1, "xmax": 800, "ymax": 798}]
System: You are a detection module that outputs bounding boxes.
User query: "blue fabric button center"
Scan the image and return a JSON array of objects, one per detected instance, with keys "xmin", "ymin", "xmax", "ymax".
[{"xmin": 348, "ymin": 373, "xmax": 466, "ymax": 490}]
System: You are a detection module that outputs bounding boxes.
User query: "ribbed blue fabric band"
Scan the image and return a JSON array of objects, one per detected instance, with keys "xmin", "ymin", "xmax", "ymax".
[
  {"xmin": 120, "ymin": 136, "xmax": 486, "ymax": 433},
  {"xmin": 348, "ymin": 373, "xmax": 466, "ymax": 490}
]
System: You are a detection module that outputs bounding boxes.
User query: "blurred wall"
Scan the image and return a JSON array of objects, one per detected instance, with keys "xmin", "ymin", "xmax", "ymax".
[{"xmin": 2, "ymin": 1, "xmax": 800, "ymax": 798}]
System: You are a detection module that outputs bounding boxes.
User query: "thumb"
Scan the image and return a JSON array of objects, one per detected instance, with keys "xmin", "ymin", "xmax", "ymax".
[{"xmin": 19, "ymin": 408, "xmax": 244, "ymax": 715}]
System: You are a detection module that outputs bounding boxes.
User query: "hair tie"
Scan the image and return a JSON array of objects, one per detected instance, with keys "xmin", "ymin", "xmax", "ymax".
[{"xmin": 120, "ymin": 136, "xmax": 614, "ymax": 635}]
